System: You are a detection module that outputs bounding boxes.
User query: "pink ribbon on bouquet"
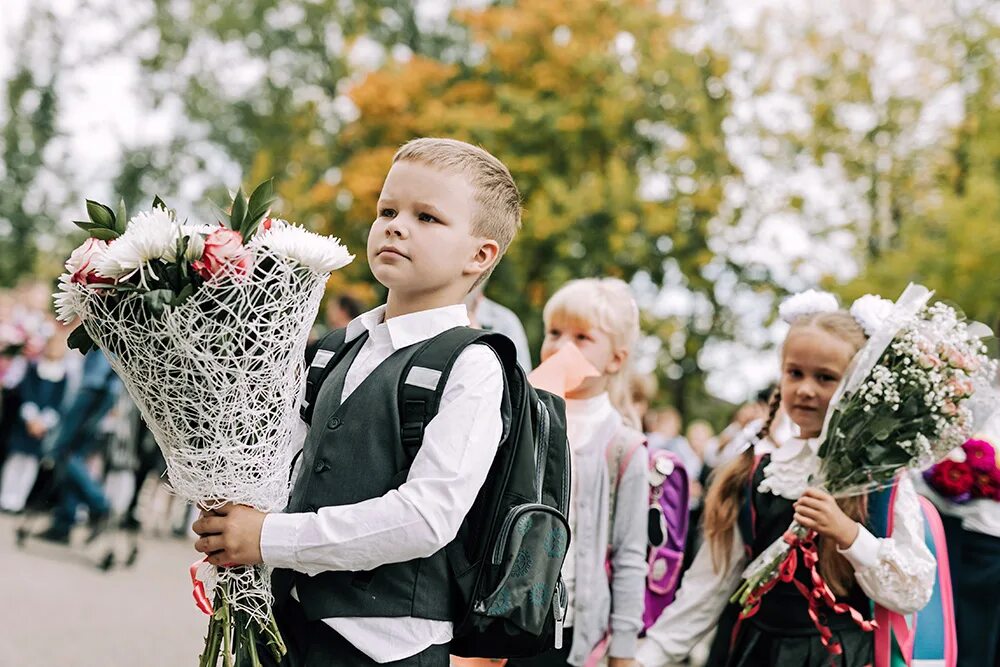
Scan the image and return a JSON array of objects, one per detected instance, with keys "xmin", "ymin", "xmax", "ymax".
[{"xmin": 190, "ymin": 557, "xmax": 213, "ymax": 616}]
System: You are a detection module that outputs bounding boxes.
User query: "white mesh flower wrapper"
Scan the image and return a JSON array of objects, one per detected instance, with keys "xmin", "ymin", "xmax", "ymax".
[{"xmin": 69, "ymin": 247, "xmax": 328, "ymax": 620}]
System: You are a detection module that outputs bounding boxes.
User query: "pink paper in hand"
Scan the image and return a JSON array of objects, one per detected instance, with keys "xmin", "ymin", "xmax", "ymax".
[{"xmin": 527, "ymin": 343, "xmax": 600, "ymax": 398}]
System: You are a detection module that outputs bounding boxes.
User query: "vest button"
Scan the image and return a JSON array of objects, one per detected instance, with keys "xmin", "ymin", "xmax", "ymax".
[
  {"xmin": 327, "ymin": 417, "xmax": 342, "ymax": 430},
  {"xmin": 314, "ymin": 459, "xmax": 330, "ymax": 473}
]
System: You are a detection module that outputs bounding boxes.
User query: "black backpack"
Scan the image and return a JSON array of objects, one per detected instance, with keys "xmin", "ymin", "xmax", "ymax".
[{"xmin": 300, "ymin": 326, "xmax": 572, "ymax": 657}]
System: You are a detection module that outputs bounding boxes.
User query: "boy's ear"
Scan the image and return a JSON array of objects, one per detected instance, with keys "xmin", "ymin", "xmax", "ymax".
[{"xmin": 464, "ymin": 239, "xmax": 501, "ymax": 278}]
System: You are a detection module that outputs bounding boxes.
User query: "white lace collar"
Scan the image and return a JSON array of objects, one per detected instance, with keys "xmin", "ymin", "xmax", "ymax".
[{"xmin": 757, "ymin": 437, "xmax": 822, "ymax": 500}]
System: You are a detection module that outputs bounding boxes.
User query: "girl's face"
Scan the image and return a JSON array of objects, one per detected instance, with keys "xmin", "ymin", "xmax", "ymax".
[
  {"xmin": 541, "ymin": 316, "xmax": 626, "ymax": 398},
  {"xmin": 779, "ymin": 326, "xmax": 855, "ymax": 438}
]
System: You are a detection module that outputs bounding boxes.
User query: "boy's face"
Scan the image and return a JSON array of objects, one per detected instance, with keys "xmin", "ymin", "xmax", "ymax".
[{"xmin": 369, "ymin": 160, "xmax": 496, "ymax": 300}]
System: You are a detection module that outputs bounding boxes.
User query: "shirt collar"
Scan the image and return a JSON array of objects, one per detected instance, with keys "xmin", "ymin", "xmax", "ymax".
[{"xmin": 345, "ymin": 303, "xmax": 471, "ymax": 350}]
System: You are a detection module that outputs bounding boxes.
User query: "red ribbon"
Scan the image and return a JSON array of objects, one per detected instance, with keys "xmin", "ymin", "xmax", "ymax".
[
  {"xmin": 741, "ymin": 530, "xmax": 877, "ymax": 661},
  {"xmin": 190, "ymin": 558, "xmax": 213, "ymax": 616}
]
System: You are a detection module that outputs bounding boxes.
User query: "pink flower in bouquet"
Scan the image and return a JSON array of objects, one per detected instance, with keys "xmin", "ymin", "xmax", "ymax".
[
  {"xmin": 192, "ymin": 229, "xmax": 251, "ymax": 280},
  {"xmin": 66, "ymin": 238, "xmax": 113, "ymax": 285},
  {"xmin": 929, "ymin": 459, "xmax": 974, "ymax": 498},
  {"xmin": 940, "ymin": 344, "xmax": 976, "ymax": 372},
  {"xmin": 947, "ymin": 377, "xmax": 975, "ymax": 399},
  {"xmin": 962, "ymin": 439, "xmax": 997, "ymax": 473}
]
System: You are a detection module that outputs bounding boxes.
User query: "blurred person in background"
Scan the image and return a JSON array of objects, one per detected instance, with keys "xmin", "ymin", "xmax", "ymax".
[
  {"xmin": 465, "ymin": 283, "xmax": 533, "ymax": 370},
  {"xmin": 0, "ymin": 331, "xmax": 69, "ymax": 513}
]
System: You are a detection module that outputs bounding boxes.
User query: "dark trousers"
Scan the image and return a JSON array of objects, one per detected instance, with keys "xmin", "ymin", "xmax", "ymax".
[
  {"xmin": 242, "ymin": 599, "xmax": 450, "ymax": 667},
  {"xmin": 504, "ymin": 629, "xmax": 574, "ymax": 667},
  {"xmin": 943, "ymin": 516, "xmax": 1000, "ymax": 667}
]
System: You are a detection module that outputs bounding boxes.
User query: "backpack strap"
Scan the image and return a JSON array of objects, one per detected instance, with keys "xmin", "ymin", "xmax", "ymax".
[
  {"xmin": 605, "ymin": 428, "xmax": 645, "ymax": 549},
  {"xmin": 737, "ymin": 453, "xmax": 766, "ymax": 554},
  {"xmin": 299, "ymin": 328, "xmax": 351, "ymax": 425},
  {"xmin": 397, "ymin": 326, "xmax": 516, "ymax": 462},
  {"xmin": 871, "ymin": 483, "xmax": 958, "ymax": 667}
]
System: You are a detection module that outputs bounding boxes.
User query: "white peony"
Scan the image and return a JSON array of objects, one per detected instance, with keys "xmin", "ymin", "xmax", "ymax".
[
  {"xmin": 95, "ymin": 208, "xmax": 179, "ymax": 279},
  {"xmin": 253, "ymin": 220, "xmax": 354, "ymax": 273},
  {"xmin": 850, "ymin": 294, "xmax": 895, "ymax": 337},
  {"xmin": 778, "ymin": 289, "xmax": 839, "ymax": 324}
]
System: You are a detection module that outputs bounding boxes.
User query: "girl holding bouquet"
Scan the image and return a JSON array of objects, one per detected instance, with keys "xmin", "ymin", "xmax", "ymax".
[{"xmin": 636, "ymin": 292, "xmax": 936, "ymax": 667}]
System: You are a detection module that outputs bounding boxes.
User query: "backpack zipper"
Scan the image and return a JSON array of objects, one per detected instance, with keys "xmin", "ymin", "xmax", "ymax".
[
  {"xmin": 534, "ymin": 398, "xmax": 550, "ymax": 503},
  {"xmin": 491, "ymin": 503, "xmax": 569, "ymax": 565},
  {"xmin": 553, "ymin": 578, "xmax": 566, "ymax": 649}
]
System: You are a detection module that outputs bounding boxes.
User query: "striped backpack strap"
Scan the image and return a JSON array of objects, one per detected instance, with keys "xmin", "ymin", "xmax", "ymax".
[{"xmin": 870, "ymin": 483, "xmax": 957, "ymax": 667}]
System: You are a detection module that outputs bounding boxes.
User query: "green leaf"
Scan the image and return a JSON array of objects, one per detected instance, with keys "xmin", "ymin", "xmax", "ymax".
[
  {"xmin": 172, "ymin": 282, "xmax": 195, "ymax": 307},
  {"xmin": 86, "ymin": 200, "xmax": 115, "ymax": 228},
  {"xmin": 67, "ymin": 324, "xmax": 96, "ymax": 354},
  {"xmin": 152, "ymin": 195, "xmax": 168, "ymax": 211},
  {"xmin": 115, "ymin": 198, "xmax": 128, "ymax": 234},
  {"xmin": 89, "ymin": 227, "xmax": 121, "ymax": 241},
  {"xmin": 230, "ymin": 187, "xmax": 247, "ymax": 233},
  {"xmin": 73, "ymin": 220, "xmax": 99, "ymax": 231},
  {"xmin": 142, "ymin": 289, "xmax": 174, "ymax": 317},
  {"xmin": 243, "ymin": 179, "xmax": 277, "ymax": 241}
]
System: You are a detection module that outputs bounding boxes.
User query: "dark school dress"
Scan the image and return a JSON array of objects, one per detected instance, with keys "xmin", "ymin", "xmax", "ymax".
[{"xmin": 725, "ymin": 455, "xmax": 874, "ymax": 667}]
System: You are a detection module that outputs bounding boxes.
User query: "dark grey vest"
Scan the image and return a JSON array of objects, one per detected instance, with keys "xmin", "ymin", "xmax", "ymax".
[{"xmin": 272, "ymin": 334, "xmax": 455, "ymax": 622}]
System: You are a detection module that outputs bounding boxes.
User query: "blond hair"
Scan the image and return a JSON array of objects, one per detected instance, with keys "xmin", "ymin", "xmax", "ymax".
[
  {"xmin": 543, "ymin": 278, "xmax": 641, "ymax": 428},
  {"xmin": 393, "ymin": 138, "xmax": 521, "ymax": 286},
  {"xmin": 703, "ymin": 309, "xmax": 869, "ymax": 596}
]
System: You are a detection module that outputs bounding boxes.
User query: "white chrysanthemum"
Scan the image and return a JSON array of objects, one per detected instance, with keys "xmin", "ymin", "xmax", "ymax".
[
  {"xmin": 253, "ymin": 221, "xmax": 354, "ymax": 273},
  {"xmin": 850, "ymin": 294, "xmax": 895, "ymax": 337},
  {"xmin": 53, "ymin": 274, "xmax": 88, "ymax": 324},
  {"xmin": 778, "ymin": 289, "xmax": 839, "ymax": 324},
  {"xmin": 96, "ymin": 208, "xmax": 179, "ymax": 279}
]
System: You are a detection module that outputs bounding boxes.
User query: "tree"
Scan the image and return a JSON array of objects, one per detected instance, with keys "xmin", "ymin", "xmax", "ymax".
[
  {"xmin": 317, "ymin": 0, "xmax": 739, "ymax": 416},
  {"xmin": 841, "ymin": 7, "xmax": 1000, "ymax": 332},
  {"xmin": 0, "ymin": 10, "xmax": 64, "ymax": 287}
]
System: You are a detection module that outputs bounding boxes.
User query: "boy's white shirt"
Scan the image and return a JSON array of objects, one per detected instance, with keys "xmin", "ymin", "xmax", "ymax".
[
  {"xmin": 260, "ymin": 303, "xmax": 504, "ymax": 663},
  {"xmin": 636, "ymin": 436, "xmax": 936, "ymax": 667}
]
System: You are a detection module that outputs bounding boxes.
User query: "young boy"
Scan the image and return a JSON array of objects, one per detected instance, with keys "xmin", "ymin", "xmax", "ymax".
[{"xmin": 193, "ymin": 138, "xmax": 522, "ymax": 667}]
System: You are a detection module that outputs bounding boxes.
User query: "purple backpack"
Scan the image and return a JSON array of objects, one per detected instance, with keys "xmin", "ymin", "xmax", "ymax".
[{"xmin": 605, "ymin": 441, "xmax": 690, "ymax": 632}]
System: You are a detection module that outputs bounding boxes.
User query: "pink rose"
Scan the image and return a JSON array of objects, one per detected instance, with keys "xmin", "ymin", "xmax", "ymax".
[
  {"xmin": 191, "ymin": 229, "xmax": 251, "ymax": 280},
  {"xmin": 66, "ymin": 238, "xmax": 113, "ymax": 285}
]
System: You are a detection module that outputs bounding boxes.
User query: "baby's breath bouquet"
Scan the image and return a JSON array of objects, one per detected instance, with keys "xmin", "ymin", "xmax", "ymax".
[
  {"xmin": 54, "ymin": 181, "xmax": 353, "ymax": 667},
  {"xmin": 733, "ymin": 284, "xmax": 997, "ymax": 617}
]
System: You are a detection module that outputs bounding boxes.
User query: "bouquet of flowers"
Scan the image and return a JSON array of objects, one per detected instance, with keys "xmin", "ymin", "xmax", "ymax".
[
  {"xmin": 54, "ymin": 181, "xmax": 353, "ymax": 667},
  {"xmin": 924, "ymin": 438, "xmax": 1000, "ymax": 503},
  {"xmin": 732, "ymin": 284, "xmax": 997, "ymax": 622}
]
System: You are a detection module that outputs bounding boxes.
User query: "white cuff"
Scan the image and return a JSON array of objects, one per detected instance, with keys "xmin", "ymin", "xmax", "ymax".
[
  {"xmin": 259, "ymin": 512, "xmax": 306, "ymax": 571},
  {"xmin": 836, "ymin": 523, "xmax": 880, "ymax": 570}
]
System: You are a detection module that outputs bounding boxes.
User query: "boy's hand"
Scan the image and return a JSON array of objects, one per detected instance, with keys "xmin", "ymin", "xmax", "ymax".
[
  {"xmin": 793, "ymin": 487, "xmax": 859, "ymax": 549},
  {"xmin": 193, "ymin": 503, "xmax": 266, "ymax": 566}
]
